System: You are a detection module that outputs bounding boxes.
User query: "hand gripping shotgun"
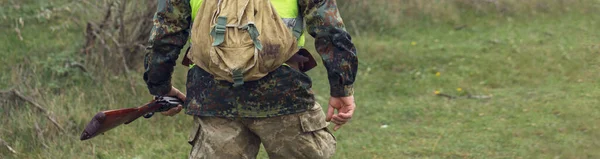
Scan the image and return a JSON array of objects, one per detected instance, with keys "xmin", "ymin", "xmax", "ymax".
[{"xmin": 79, "ymin": 96, "xmax": 182, "ymax": 140}]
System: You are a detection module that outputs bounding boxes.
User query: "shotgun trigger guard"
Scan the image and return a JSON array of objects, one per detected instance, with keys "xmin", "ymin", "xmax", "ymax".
[{"xmin": 143, "ymin": 112, "xmax": 155, "ymax": 118}]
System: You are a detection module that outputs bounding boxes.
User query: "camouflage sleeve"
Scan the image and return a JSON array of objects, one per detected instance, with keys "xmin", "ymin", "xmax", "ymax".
[
  {"xmin": 143, "ymin": 0, "xmax": 191, "ymax": 96},
  {"xmin": 299, "ymin": 0, "xmax": 358, "ymax": 97}
]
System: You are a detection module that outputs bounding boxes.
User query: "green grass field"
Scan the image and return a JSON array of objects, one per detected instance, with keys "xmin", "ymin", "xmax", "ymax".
[{"xmin": 2, "ymin": 0, "xmax": 600, "ymax": 158}]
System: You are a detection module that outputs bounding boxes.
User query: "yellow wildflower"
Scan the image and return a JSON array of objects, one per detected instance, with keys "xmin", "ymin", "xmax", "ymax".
[
  {"xmin": 456, "ymin": 88, "xmax": 462, "ymax": 92},
  {"xmin": 411, "ymin": 41, "xmax": 417, "ymax": 46},
  {"xmin": 435, "ymin": 72, "xmax": 441, "ymax": 77},
  {"xmin": 434, "ymin": 90, "xmax": 440, "ymax": 95}
]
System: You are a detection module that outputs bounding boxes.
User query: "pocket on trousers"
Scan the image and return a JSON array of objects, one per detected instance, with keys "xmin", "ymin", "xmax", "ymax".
[
  {"xmin": 187, "ymin": 116, "xmax": 202, "ymax": 146},
  {"xmin": 299, "ymin": 103, "xmax": 329, "ymax": 132},
  {"xmin": 298, "ymin": 103, "xmax": 337, "ymax": 158}
]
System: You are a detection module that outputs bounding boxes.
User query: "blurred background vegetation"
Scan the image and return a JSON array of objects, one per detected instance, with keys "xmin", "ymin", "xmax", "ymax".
[
  {"xmin": 1, "ymin": 0, "xmax": 600, "ymax": 158},
  {"xmin": 341, "ymin": 0, "xmax": 599, "ymax": 34}
]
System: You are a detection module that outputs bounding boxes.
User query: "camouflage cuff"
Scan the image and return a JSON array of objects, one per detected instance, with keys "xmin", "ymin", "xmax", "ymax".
[
  {"xmin": 148, "ymin": 82, "xmax": 172, "ymax": 96},
  {"xmin": 330, "ymin": 84, "xmax": 354, "ymax": 97}
]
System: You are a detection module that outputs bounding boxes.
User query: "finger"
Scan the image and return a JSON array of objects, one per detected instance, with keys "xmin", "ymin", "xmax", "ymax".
[
  {"xmin": 333, "ymin": 124, "xmax": 342, "ymax": 131},
  {"xmin": 161, "ymin": 105, "xmax": 182, "ymax": 116},
  {"xmin": 337, "ymin": 111, "xmax": 353, "ymax": 119},
  {"xmin": 330, "ymin": 119, "xmax": 344, "ymax": 125},
  {"xmin": 330, "ymin": 120, "xmax": 346, "ymax": 126},
  {"xmin": 160, "ymin": 111, "xmax": 174, "ymax": 116},
  {"xmin": 174, "ymin": 105, "xmax": 183, "ymax": 112},
  {"xmin": 330, "ymin": 116, "xmax": 346, "ymax": 125},
  {"xmin": 161, "ymin": 109, "xmax": 176, "ymax": 116},
  {"xmin": 326, "ymin": 105, "xmax": 335, "ymax": 122},
  {"xmin": 338, "ymin": 106, "xmax": 355, "ymax": 119},
  {"xmin": 332, "ymin": 115, "xmax": 349, "ymax": 123}
]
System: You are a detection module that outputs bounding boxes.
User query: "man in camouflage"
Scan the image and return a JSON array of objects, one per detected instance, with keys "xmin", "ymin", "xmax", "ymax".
[{"xmin": 143, "ymin": 0, "xmax": 358, "ymax": 158}]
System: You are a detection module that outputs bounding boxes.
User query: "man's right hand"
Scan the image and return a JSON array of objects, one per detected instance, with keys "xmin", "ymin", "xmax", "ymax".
[
  {"xmin": 326, "ymin": 95, "xmax": 356, "ymax": 131},
  {"xmin": 161, "ymin": 86, "xmax": 186, "ymax": 116}
]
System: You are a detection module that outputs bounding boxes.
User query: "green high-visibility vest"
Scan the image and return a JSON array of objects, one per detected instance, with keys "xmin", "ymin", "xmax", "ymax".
[{"xmin": 189, "ymin": 0, "xmax": 305, "ymax": 47}]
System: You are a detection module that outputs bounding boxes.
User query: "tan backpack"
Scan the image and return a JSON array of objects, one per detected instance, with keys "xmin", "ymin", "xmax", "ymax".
[{"xmin": 188, "ymin": 0, "xmax": 300, "ymax": 87}]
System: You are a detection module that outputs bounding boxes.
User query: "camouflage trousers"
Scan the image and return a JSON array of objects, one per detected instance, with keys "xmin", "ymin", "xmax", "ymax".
[{"xmin": 187, "ymin": 103, "xmax": 337, "ymax": 159}]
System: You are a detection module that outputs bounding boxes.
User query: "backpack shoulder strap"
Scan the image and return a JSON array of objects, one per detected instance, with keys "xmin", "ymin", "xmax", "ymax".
[{"xmin": 292, "ymin": 8, "xmax": 303, "ymax": 40}]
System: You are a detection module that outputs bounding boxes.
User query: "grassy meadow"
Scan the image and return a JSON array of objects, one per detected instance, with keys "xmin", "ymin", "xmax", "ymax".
[{"xmin": 1, "ymin": 0, "xmax": 600, "ymax": 158}]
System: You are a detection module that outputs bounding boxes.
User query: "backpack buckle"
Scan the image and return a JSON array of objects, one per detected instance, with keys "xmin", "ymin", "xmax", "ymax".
[
  {"xmin": 231, "ymin": 69, "xmax": 244, "ymax": 87},
  {"xmin": 211, "ymin": 16, "xmax": 227, "ymax": 46}
]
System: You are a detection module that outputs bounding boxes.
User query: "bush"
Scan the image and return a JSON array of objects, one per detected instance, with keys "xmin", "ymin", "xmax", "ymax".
[{"xmin": 81, "ymin": 0, "xmax": 156, "ymax": 75}]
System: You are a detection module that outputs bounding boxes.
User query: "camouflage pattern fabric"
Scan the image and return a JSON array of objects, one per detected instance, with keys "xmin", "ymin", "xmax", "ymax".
[
  {"xmin": 187, "ymin": 103, "xmax": 336, "ymax": 159},
  {"xmin": 144, "ymin": 0, "xmax": 358, "ymax": 117}
]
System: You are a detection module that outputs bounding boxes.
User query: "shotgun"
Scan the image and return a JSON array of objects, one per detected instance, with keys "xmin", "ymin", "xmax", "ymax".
[{"xmin": 79, "ymin": 96, "xmax": 182, "ymax": 141}]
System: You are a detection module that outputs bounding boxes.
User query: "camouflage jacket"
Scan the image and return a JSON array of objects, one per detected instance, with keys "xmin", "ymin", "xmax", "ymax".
[{"xmin": 144, "ymin": 0, "xmax": 358, "ymax": 117}]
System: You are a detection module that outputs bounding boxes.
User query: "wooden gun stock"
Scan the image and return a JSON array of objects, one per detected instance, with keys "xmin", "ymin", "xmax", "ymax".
[{"xmin": 80, "ymin": 97, "xmax": 181, "ymax": 141}]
